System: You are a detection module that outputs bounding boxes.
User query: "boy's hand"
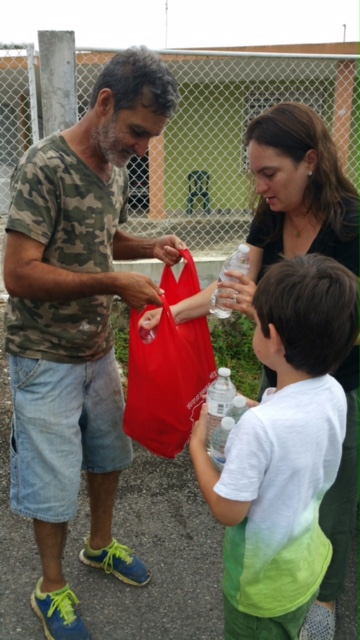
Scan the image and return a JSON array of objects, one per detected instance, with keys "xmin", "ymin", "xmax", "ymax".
[
  {"xmin": 190, "ymin": 402, "xmax": 208, "ymax": 449},
  {"xmin": 243, "ymin": 395, "xmax": 259, "ymax": 408}
]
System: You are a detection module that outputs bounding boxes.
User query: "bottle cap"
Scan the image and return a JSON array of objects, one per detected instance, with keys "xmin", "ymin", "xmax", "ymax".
[
  {"xmin": 221, "ymin": 417, "xmax": 235, "ymax": 430},
  {"xmin": 238, "ymin": 243, "xmax": 250, "ymax": 254},
  {"xmin": 232, "ymin": 395, "xmax": 247, "ymax": 408},
  {"xmin": 218, "ymin": 367, "xmax": 231, "ymax": 377}
]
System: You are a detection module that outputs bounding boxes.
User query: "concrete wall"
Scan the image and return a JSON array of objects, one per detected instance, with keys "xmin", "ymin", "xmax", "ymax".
[{"xmin": 113, "ymin": 256, "xmax": 223, "ymax": 289}]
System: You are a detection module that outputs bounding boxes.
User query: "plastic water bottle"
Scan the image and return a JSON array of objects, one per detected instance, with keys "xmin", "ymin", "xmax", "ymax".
[
  {"xmin": 224, "ymin": 395, "xmax": 249, "ymax": 423},
  {"xmin": 206, "ymin": 367, "xmax": 237, "ymax": 451},
  {"xmin": 139, "ymin": 322, "xmax": 157, "ymax": 344},
  {"xmin": 209, "ymin": 244, "xmax": 250, "ymax": 319},
  {"xmin": 210, "ymin": 416, "xmax": 235, "ymax": 472}
]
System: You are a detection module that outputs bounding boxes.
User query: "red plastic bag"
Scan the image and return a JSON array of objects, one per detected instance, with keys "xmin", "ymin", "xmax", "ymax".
[{"xmin": 123, "ymin": 249, "xmax": 217, "ymax": 458}]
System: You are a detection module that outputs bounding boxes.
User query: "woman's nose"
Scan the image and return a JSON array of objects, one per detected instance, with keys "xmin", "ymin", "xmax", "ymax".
[{"xmin": 256, "ymin": 177, "xmax": 268, "ymax": 195}]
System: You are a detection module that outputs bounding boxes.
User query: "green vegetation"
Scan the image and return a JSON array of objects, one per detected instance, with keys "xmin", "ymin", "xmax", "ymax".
[
  {"xmin": 113, "ymin": 311, "xmax": 262, "ymax": 401},
  {"xmin": 208, "ymin": 314, "xmax": 262, "ymax": 399},
  {"xmin": 113, "ymin": 325, "xmax": 129, "ymax": 370}
]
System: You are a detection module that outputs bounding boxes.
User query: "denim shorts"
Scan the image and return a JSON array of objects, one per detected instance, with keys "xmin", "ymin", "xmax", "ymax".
[{"xmin": 8, "ymin": 349, "xmax": 133, "ymax": 522}]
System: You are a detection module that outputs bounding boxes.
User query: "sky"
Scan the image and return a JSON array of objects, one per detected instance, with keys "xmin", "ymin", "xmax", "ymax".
[{"xmin": 1, "ymin": 0, "xmax": 359, "ymax": 51}]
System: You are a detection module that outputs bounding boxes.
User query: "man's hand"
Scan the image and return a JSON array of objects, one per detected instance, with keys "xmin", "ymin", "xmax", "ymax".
[
  {"xmin": 116, "ymin": 272, "xmax": 164, "ymax": 309},
  {"xmin": 153, "ymin": 235, "xmax": 186, "ymax": 265}
]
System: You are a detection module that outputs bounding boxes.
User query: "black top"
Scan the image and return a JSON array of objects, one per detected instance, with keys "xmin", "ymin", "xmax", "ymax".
[{"xmin": 247, "ymin": 202, "xmax": 359, "ymax": 392}]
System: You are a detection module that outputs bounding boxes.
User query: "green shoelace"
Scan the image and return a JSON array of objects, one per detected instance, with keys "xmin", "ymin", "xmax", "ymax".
[
  {"xmin": 47, "ymin": 586, "xmax": 80, "ymax": 624},
  {"xmin": 101, "ymin": 540, "xmax": 134, "ymax": 574}
]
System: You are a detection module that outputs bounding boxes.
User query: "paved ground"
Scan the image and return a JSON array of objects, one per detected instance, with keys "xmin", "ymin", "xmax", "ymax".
[{"xmin": 0, "ymin": 301, "xmax": 358, "ymax": 640}]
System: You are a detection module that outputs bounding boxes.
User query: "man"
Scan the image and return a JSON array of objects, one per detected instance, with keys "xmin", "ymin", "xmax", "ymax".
[{"xmin": 3, "ymin": 46, "xmax": 185, "ymax": 640}]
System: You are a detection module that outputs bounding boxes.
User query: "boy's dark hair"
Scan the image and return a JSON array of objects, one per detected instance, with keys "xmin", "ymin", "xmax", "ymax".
[
  {"xmin": 89, "ymin": 46, "xmax": 180, "ymax": 117},
  {"xmin": 253, "ymin": 254, "xmax": 359, "ymax": 376}
]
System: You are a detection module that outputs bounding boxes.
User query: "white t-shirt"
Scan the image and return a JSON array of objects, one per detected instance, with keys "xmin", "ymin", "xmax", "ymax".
[{"xmin": 214, "ymin": 375, "xmax": 346, "ymax": 617}]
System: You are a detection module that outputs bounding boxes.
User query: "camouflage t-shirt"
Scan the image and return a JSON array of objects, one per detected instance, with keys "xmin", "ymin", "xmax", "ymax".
[{"xmin": 4, "ymin": 133, "xmax": 129, "ymax": 363}]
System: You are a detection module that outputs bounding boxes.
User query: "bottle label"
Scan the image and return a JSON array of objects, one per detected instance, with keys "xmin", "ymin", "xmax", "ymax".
[
  {"xmin": 208, "ymin": 399, "xmax": 232, "ymax": 417},
  {"xmin": 210, "ymin": 446, "xmax": 226, "ymax": 470}
]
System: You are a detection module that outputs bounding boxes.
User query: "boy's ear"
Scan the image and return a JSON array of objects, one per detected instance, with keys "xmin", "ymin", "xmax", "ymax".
[{"xmin": 268, "ymin": 323, "xmax": 285, "ymax": 355}]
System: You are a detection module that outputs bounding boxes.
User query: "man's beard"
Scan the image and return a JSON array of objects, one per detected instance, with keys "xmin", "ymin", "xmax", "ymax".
[{"xmin": 93, "ymin": 121, "xmax": 134, "ymax": 168}]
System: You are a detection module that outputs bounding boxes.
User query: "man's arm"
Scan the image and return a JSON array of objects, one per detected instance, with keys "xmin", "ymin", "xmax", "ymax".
[
  {"xmin": 113, "ymin": 229, "xmax": 186, "ymax": 265},
  {"xmin": 4, "ymin": 230, "xmax": 164, "ymax": 308},
  {"xmin": 189, "ymin": 404, "xmax": 251, "ymax": 527}
]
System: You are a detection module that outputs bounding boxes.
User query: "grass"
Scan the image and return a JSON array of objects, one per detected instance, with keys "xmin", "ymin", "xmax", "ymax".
[
  {"xmin": 112, "ymin": 309, "xmax": 262, "ymax": 401},
  {"xmin": 208, "ymin": 314, "xmax": 262, "ymax": 399}
]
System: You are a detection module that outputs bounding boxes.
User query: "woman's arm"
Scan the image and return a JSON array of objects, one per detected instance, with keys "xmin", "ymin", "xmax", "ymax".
[
  {"xmin": 140, "ymin": 244, "xmax": 265, "ymax": 329},
  {"xmin": 172, "ymin": 282, "xmax": 218, "ymax": 323},
  {"xmin": 139, "ymin": 282, "xmax": 218, "ymax": 330}
]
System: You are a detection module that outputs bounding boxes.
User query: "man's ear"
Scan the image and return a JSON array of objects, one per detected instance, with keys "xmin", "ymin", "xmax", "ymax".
[
  {"xmin": 95, "ymin": 88, "xmax": 115, "ymax": 117},
  {"xmin": 268, "ymin": 323, "xmax": 285, "ymax": 355}
]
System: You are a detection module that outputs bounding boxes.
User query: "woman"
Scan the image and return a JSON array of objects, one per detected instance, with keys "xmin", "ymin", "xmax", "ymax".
[{"xmin": 140, "ymin": 102, "xmax": 359, "ymax": 640}]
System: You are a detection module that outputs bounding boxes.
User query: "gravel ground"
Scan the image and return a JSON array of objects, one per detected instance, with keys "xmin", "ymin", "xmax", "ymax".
[{"xmin": 0, "ymin": 300, "xmax": 358, "ymax": 640}]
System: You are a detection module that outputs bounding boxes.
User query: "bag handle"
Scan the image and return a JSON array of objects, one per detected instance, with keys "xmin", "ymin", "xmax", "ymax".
[
  {"xmin": 159, "ymin": 294, "xmax": 176, "ymax": 329},
  {"xmin": 135, "ymin": 292, "xmax": 177, "ymax": 339},
  {"xmin": 178, "ymin": 247, "xmax": 195, "ymax": 266},
  {"xmin": 169, "ymin": 247, "xmax": 202, "ymax": 295},
  {"xmin": 136, "ymin": 248, "xmax": 199, "ymax": 338}
]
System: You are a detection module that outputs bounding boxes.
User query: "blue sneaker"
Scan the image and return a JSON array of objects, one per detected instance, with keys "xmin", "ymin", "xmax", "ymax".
[
  {"xmin": 30, "ymin": 578, "xmax": 91, "ymax": 640},
  {"xmin": 79, "ymin": 537, "xmax": 151, "ymax": 587}
]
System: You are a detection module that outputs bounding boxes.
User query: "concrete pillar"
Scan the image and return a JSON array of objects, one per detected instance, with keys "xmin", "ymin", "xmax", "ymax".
[
  {"xmin": 148, "ymin": 133, "xmax": 167, "ymax": 220},
  {"xmin": 38, "ymin": 31, "xmax": 77, "ymax": 136},
  {"xmin": 332, "ymin": 60, "xmax": 356, "ymax": 172}
]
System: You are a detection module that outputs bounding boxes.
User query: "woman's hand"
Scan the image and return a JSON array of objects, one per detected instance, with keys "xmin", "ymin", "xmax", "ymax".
[
  {"xmin": 138, "ymin": 307, "xmax": 163, "ymax": 331},
  {"xmin": 217, "ymin": 271, "xmax": 257, "ymax": 319}
]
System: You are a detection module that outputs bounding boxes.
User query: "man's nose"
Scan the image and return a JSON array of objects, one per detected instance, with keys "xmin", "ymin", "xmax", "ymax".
[{"xmin": 133, "ymin": 140, "xmax": 150, "ymax": 157}]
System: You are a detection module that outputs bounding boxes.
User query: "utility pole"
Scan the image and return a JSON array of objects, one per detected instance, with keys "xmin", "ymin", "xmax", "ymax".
[{"xmin": 165, "ymin": 0, "xmax": 168, "ymax": 48}]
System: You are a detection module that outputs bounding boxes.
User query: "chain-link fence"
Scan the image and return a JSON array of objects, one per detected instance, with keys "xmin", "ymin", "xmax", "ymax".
[
  {"xmin": 1, "ymin": 45, "xmax": 359, "ymax": 258},
  {"xmin": 0, "ymin": 44, "xmax": 39, "ymax": 214},
  {"xmin": 77, "ymin": 49, "xmax": 359, "ymax": 255}
]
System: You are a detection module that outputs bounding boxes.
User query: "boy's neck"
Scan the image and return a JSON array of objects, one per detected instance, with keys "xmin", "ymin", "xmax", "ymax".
[{"xmin": 273, "ymin": 362, "xmax": 314, "ymax": 392}]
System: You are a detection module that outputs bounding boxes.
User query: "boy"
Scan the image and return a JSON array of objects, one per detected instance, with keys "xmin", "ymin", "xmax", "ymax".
[{"xmin": 189, "ymin": 253, "xmax": 359, "ymax": 640}]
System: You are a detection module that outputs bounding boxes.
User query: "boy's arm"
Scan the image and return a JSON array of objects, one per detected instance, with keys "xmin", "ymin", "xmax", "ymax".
[{"xmin": 189, "ymin": 404, "xmax": 251, "ymax": 527}]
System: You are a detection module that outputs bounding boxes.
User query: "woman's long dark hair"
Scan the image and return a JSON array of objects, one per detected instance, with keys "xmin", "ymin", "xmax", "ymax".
[{"xmin": 244, "ymin": 102, "xmax": 358, "ymax": 243}]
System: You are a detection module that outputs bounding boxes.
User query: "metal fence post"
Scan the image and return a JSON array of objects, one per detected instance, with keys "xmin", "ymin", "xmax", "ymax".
[{"xmin": 26, "ymin": 44, "xmax": 40, "ymax": 144}]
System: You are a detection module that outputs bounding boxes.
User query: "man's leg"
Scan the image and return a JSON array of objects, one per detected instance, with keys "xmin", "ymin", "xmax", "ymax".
[
  {"xmin": 33, "ymin": 520, "xmax": 68, "ymax": 592},
  {"xmin": 87, "ymin": 470, "xmax": 120, "ymax": 549},
  {"xmin": 78, "ymin": 351, "xmax": 150, "ymax": 586}
]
